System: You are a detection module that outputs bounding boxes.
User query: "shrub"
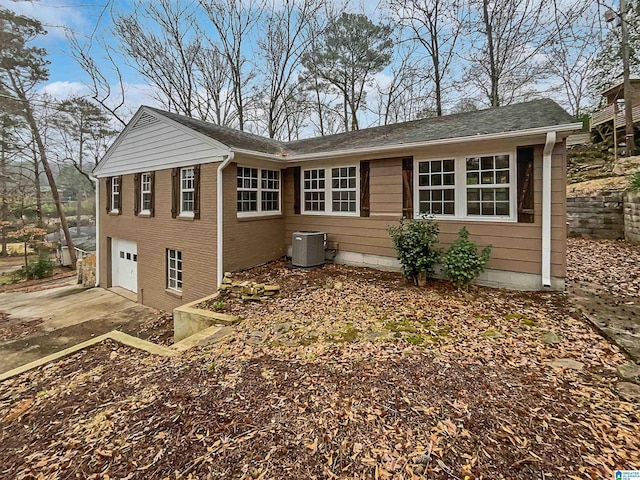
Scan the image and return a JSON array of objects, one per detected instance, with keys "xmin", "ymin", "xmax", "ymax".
[
  {"xmin": 28, "ymin": 257, "xmax": 55, "ymax": 279},
  {"xmin": 442, "ymin": 227, "xmax": 491, "ymax": 290},
  {"xmin": 631, "ymin": 172, "xmax": 640, "ymax": 191},
  {"xmin": 387, "ymin": 217, "xmax": 440, "ymax": 285}
]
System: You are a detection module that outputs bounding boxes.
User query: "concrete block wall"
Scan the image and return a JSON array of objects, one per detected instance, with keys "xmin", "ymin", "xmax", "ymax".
[
  {"xmin": 567, "ymin": 191, "xmax": 625, "ymax": 240},
  {"xmin": 625, "ymin": 191, "xmax": 640, "ymax": 244}
]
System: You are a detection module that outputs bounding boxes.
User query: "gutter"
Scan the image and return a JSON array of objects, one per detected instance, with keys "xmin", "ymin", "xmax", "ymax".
[
  {"xmin": 229, "ymin": 122, "xmax": 583, "ymax": 163},
  {"xmin": 89, "ymin": 175, "xmax": 100, "ymax": 287},
  {"xmin": 541, "ymin": 131, "xmax": 557, "ymax": 288},
  {"xmin": 216, "ymin": 152, "xmax": 234, "ymax": 287}
]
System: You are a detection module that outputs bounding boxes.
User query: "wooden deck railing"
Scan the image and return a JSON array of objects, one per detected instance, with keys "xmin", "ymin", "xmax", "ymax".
[{"xmin": 590, "ymin": 101, "xmax": 640, "ymax": 129}]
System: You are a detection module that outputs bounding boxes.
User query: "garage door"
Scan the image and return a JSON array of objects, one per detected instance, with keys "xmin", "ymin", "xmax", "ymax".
[{"xmin": 112, "ymin": 238, "xmax": 138, "ymax": 293}]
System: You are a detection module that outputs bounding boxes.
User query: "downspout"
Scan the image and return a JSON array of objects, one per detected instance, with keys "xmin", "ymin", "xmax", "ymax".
[
  {"xmin": 217, "ymin": 153, "xmax": 234, "ymax": 287},
  {"xmin": 89, "ymin": 175, "xmax": 100, "ymax": 287},
  {"xmin": 542, "ymin": 131, "xmax": 556, "ymax": 288}
]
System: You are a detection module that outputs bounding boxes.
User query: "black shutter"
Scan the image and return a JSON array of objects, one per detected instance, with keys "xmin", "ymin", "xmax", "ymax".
[
  {"xmin": 149, "ymin": 171, "xmax": 155, "ymax": 217},
  {"xmin": 360, "ymin": 161, "xmax": 370, "ymax": 217},
  {"xmin": 402, "ymin": 158, "xmax": 413, "ymax": 219},
  {"xmin": 105, "ymin": 177, "xmax": 112, "ymax": 214},
  {"xmin": 193, "ymin": 165, "xmax": 201, "ymax": 219},
  {"xmin": 517, "ymin": 147, "xmax": 535, "ymax": 223},
  {"xmin": 133, "ymin": 173, "xmax": 140, "ymax": 216},
  {"xmin": 293, "ymin": 166, "xmax": 301, "ymax": 214},
  {"xmin": 171, "ymin": 168, "xmax": 179, "ymax": 218},
  {"xmin": 117, "ymin": 176, "xmax": 123, "ymax": 215}
]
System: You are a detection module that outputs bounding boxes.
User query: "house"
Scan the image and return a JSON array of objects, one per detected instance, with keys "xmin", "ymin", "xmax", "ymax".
[{"xmin": 93, "ymin": 99, "xmax": 581, "ymax": 312}]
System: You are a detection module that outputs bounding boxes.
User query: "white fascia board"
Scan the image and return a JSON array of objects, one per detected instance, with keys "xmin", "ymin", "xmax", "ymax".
[
  {"xmin": 93, "ymin": 106, "xmax": 231, "ymax": 177},
  {"xmin": 230, "ymin": 122, "xmax": 583, "ymax": 164}
]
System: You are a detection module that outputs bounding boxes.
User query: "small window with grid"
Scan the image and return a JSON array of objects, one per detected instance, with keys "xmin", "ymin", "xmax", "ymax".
[
  {"xmin": 303, "ymin": 168, "xmax": 325, "ymax": 212},
  {"xmin": 466, "ymin": 155, "xmax": 510, "ymax": 216},
  {"xmin": 111, "ymin": 177, "xmax": 120, "ymax": 211},
  {"xmin": 180, "ymin": 167, "xmax": 195, "ymax": 214},
  {"xmin": 141, "ymin": 172, "xmax": 152, "ymax": 211},
  {"xmin": 237, "ymin": 167, "xmax": 258, "ymax": 212},
  {"xmin": 417, "ymin": 159, "xmax": 455, "ymax": 215},
  {"xmin": 261, "ymin": 169, "xmax": 279, "ymax": 212},
  {"xmin": 331, "ymin": 166, "xmax": 357, "ymax": 212},
  {"xmin": 167, "ymin": 249, "xmax": 182, "ymax": 291}
]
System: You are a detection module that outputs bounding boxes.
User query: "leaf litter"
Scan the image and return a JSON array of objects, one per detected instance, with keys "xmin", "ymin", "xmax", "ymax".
[{"xmin": 0, "ymin": 248, "xmax": 638, "ymax": 479}]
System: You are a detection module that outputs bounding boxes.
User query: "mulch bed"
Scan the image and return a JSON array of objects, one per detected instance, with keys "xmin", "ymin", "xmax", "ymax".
[
  {"xmin": 0, "ymin": 312, "xmax": 44, "ymax": 343},
  {"xmin": 0, "ymin": 258, "xmax": 638, "ymax": 478}
]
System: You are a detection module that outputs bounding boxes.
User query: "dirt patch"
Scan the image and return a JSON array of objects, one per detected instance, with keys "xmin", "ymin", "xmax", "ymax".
[
  {"xmin": 0, "ymin": 269, "xmax": 76, "ymax": 293},
  {"xmin": 0, "ymin": 312, "xmax": 44, "ymax": 343}
]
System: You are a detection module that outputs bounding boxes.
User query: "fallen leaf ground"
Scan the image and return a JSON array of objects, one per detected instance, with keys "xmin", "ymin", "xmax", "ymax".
[{"xmin": 1, "ymin": 243, "xmax": 639, "ymax": 479}]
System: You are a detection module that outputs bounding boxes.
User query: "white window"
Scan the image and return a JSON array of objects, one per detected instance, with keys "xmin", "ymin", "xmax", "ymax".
[
  {"xmin": 180, "ymin": 167, "xmax": 195, "ymax": 215},
  {"xmin": 237, "ymin": 167, "xmax": 280, "ymax": 215},
  {"xmin": 466, "ymin": 155, "xmax": 510, "ymax": 217},
  {"xmin": 303, "ymin": 166, "xmax": 358, "ymax": 215},
  {"xmin": 414, "ymin": 153, "xmax": 515, "ymax": 221},
  {"xmin": 141, "ymin": 172, "xmax": 152, "ymax": 212},
  {"xmin": 111, "ymin": 177, "xmax": 120, "ymax": 212},
  {"xmin": 417, "ymin": 159, "xmax": 455, "ymax": 216},
  {"xmin": 167, "ymin": 249, "xmax": 182, "ymax": 291}
]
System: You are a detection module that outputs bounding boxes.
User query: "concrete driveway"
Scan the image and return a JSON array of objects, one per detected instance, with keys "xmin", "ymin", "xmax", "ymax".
[{"xmin": 0, "ymin": 282, "xmax": 160, "ymax": 374}]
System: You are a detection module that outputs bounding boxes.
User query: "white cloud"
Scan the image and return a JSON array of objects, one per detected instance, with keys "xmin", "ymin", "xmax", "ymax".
[
  {"xmin": 0, "ymin": 0, "xmax": 90, "ymax": 40},
  {"xmin": 39, "ymin": 80, "xmax": 89, "ymax": 98}
]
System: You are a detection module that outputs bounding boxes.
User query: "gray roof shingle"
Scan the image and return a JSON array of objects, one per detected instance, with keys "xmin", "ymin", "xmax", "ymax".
[{"xmin": 147, "ymin": 99, "xmax": 577, "ymax": 157}]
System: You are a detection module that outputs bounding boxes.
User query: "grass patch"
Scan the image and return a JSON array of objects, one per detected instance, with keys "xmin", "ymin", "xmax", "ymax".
[
  {"xmin": 504, "ymin": 313, "xmax": 525, "ymax": 320},
  {"xmin": 406, "ymin": 334, "xmax": 425, "ymax": 346},
  {"xmin": 521, "ymin": 318, "xmax": 537, "ymax": 327},
  {"xmin": 482, "ymin": 328, "xmax": 503, "ymax": 339},
  {"xmin": 384, "ymin": 318, "xmax": 419, "ymax": 334}
]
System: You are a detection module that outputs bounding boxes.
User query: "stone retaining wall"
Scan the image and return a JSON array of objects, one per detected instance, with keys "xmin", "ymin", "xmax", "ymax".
[
  {"xmin": 625, "ymin": 191, "xmax": 640, "ymax": 244},
  {"xmin": 567, "ymin": 192, "xmax": 625, "ymax": 239},
  {"xmin": 77, "ymin": 254, "xmax": 96, "ymax": 287}
]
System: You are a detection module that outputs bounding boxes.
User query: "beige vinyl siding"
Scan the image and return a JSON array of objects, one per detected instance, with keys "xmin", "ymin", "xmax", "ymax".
[
  {"xmin": 222, "ymin": 162, "xmax": 286, "ymax": 272},
  {"xmin": 284, "ymin": 141, "xmax": 567, "ymax": 279},
  {"xmin": 99, "ymin": 163, "xmax": 219, "ymax": 312}
]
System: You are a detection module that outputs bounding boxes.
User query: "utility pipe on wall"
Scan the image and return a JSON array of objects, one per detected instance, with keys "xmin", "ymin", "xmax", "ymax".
[
  {"xmin": 216, "ymin": 152, "xmax": 234, "ymax": 287},
  {"xmin": 542, "ymin": 131, "xmax": 556, "ymax": 288}
]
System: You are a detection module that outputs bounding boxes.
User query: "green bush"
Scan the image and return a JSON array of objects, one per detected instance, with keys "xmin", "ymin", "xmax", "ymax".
[
  {"xmin": 387, "ymin": 217, "xmax": 440, "ymax": 285},
  {"xmin": 631, "ymin": 172, "xmax": 640, "ymax": 191},
  {"xmin": 27, "ymin": 257, "xmax": 56, "ymax": 279},
  {"xmin": 442, "ymin": 227, "xmax": 491, "ymax": 290}
]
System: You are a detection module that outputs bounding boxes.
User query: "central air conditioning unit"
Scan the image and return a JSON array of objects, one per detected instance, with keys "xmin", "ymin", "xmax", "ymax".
[{"xmin": 291, "ymin": 231, "xmax": 325, "ymax": 267}]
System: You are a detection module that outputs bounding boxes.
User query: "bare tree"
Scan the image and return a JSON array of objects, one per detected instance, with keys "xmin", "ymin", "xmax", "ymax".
[
  {"xmin": 390, "ymin": 0, "xmax": 464, "ymax": 116},
  {"xmin": 200, "ymin": 0, "xmax": 266, "ymax": 131},
  {"xmin": 463, "ymin": 0, "xmax": 556, "ymax": 107}
]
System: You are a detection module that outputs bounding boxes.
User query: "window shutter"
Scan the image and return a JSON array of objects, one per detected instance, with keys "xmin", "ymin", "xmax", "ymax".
[
  {"xmin": 171, "ymin": 168, "xmax": 179, "ymax": 218},
  {"xmin": 517, "ymin": 147, "xmax": 535, "ymax": 223},
  {"xmin": 293, "ymin": 166, "xmax": 301, "ymax": 214},
  {"xmin": 105, "ymin": 177, "xmax": 112, "ymax": 214},
  {"xmin": 149, "ymin": 171, "xmax": 156, "ymax": 217},
  {"xmin": 360, "ymin": 160, "xmax": 370, "ymax": 217},
  {"xmin": 117, "ymin": 176, "xmax": 123, "ymax": 215},
  {"xmin": 193, "ymin": 164, "xmax": 201, "ymax": 220},
  {"xmin": 402, "ymin": 158, "xmax": 413, "ymax": 219},
  {"xmin": 133, "ymin": 173, "xmax": 140, "ymax": 216}
]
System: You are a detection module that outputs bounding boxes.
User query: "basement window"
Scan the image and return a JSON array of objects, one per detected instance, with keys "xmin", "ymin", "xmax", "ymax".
[{"xmin": 167, "ymin": 249, "xmax": 182, "ymax": 292}]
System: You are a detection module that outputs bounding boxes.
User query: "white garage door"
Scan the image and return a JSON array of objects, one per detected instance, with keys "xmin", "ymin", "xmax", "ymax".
[{"xmin": 112, "ymin": 238, "xmax": 138, "ymax": 293}]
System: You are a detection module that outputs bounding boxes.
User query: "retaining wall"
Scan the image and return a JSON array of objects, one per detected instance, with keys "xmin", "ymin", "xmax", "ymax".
[
  {"xmin": 567, "ymin": 192, "xmax": 625, "ymax": 239},
  {"xmin": 625, "ymin": 191, "xmax": 640, "ymax": 244}
]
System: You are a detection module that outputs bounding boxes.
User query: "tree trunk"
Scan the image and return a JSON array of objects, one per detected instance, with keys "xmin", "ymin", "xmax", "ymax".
[
  {"xmin": 13, "ymin": 80, "xmax": 77, "ymax": 268},
  {"xmin": 0, "ymin": 122, "xmax": 7, "ymax": 257},
  {"xmin": 482, "ymin": 0, "xmax": 499, "ymax": 107},
  {"xmin": 77, "ymin": 127, "xmax": 83, "ymax": 235},
  {"xmin": 32, "ymin": 138, "xmax": 43, "ymax": 229}
]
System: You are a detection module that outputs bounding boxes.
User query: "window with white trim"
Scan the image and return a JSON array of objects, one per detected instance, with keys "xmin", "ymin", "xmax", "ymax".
[
  {"xmin": 417, "ymin": 159, "xmax": 455, "ymax": 216},
  {"xmin": 180, "ymin": 167, "xmax": 195, "ymax": 214},
  {"xmin": 141, "ymin": 172, "xmax": 152, "ymax": 212},
  {"xmin": 111, "ymin": 177, "xmax": 120, "ymax": 211},
  {"xmin": 167, "ymin": 249, "xmax": 182, "ymax": 291},
  {"xmin": 236, "ymin": 167, "xmax": 281, "ymax": 214},
  {"xmin": 303, "ymin": 166, "xmax": 358, "ymax": 215},
  {"xmin": 466, "ymin": 155, "xmax": 510, "ymax": 216}
]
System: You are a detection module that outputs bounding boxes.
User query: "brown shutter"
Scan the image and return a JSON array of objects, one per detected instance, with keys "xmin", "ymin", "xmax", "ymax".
[
  {"xmin": 360, "ymin": 160, "xmax": 370, "ymax": 217},
  {"xmin": 517, "ymin": 147, "xmax": 535, "ymax": 223},
  {"xmin": 171, "ymin": 168, "xmax": 179, "ymax": 218},
  {"xmin": 133, "ymin": 173, "xmax": 140, "ymax": 216},
  {"xmin": 105, "ymin": 177, "xmax": 112, "ymax": 214},
  {"xmin": 149, "ymin": 171, "xmax": 156, "ymax": 217},
  {"xmin": 117, "ymin": 175, "xmax": 123, "ymax": 215},
  {"xmin": 293, "ymin": 166, "xmax": 301, "ymax": 214},
  {"xmin": 193, "ymin": 164, "xmax": 201, "ymax": 220},
  {"xmin": 402, "ymin": 158, "xmax": 413, "ymax": 219}
]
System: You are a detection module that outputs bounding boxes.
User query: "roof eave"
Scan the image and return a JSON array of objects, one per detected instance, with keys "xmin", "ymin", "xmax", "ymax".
[{"xmin": 230, "ymin": 122, "xmax": 582, "ymax": 163}]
